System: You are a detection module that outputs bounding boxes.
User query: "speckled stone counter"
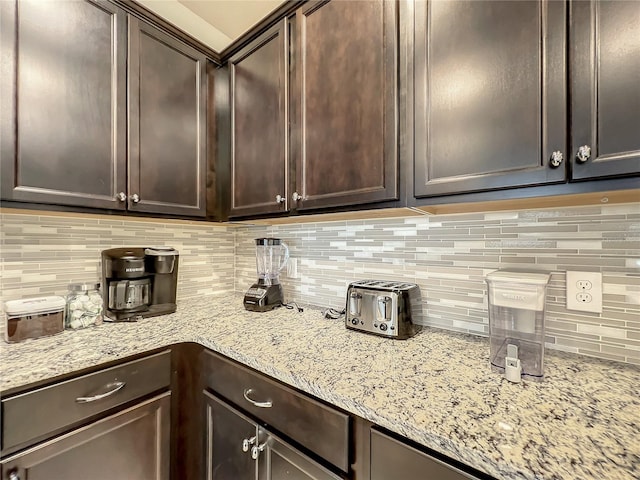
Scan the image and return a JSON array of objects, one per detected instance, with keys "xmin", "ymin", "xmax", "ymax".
[{"xmin": 1, "ymin": 295, "xmax": 639, "ymax": 480}]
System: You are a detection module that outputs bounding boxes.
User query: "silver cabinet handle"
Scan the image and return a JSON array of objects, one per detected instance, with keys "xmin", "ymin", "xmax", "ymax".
[
  {"xmin": 292, "ymin": 192, "xmax": 302, "ymax": 202},
  {"xmin": 275, "ymin": 194, "xmax": 285, "ymax": 204},
  {"xmin": 75, "ymin": 381, "xmax": 126, "ymax": 403},
  {"xmin": 251, "ymin": 441, "xmax": 268, "ymax": 460},
  {"xmin": 243, "ymin": 388, "xmax": 272, "ymax": 408},
  {"xmin": 549, "ymin": 151, "xmax": 564, "ymax": 168},
  {"xmin": 576, "ymin": 145, "xmax": 591, "ymax": 163},
  {"xmin": 130, "ymin": 193, "xmax": 140, "ymax": 203},
  {"xmin": 117, "ymin": 192, "xmax": 127, "ymax": 202},
  {"xmin": 242, "ymin": 435, "xmax": 256, "ymax": 452}
]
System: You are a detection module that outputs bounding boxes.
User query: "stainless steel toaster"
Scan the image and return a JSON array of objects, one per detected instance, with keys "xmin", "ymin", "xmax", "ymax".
[{"xmin": 345, "ymin": 280, "xmax": 422, "ymax": 339}]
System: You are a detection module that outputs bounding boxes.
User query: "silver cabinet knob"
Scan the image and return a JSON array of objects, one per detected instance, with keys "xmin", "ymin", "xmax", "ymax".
[
  {"xmin": 130, "ymin": 193, "xmax": 140, "ymax": 203},
  {"xmin": 117, "ymin": 192, "xmax": 127, "ymax": 202},
  {"xmin": 251, "ymin": 441, "xmax": 267, "ymax": 460},
  {"xmin": 242, "ymin": 436, "xmax": 256, "ymax": 453},
  {"xmin": 576, "ymin": 145, "xmax": 591, "ymax": 164},
  {"xmin": 275, "ymin": 194, "xmax": 285, "ymax": 204},
  {"xmin": 292, "ymin": 192, "xmax": 302, "ymax": 202},
  {"xmin": 549, "ymin": 151, "xmax": 564, "ymax": 168},
  {"xmin": 8, "ymin": 471, "xmax": 20, "ymax": 480}
]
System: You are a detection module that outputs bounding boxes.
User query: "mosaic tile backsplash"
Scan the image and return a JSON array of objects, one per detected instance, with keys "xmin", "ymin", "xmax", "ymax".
[
  {"xmin": 1, "ymin": 202, "xmax": 639, "ymax": 364},
  {"xmin": 235, "ymin": 203, "xmax": 640, "ymax": 364},
  {"xmin": 0, "ymin": 212, "xmax": 235, "ymax": 303}
]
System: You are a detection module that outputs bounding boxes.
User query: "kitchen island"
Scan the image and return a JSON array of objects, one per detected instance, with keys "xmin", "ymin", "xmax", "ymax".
[{"xmin": 1, "ymin": 295, "xmax": 638, "ymax": 480}]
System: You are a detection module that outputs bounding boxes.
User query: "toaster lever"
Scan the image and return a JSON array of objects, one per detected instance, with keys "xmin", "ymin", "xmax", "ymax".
[
  {"xmin": 349, "ymin": 292, "xmax": 362, "ymax": 315},
  {"xmin": 377, "ymin": 296, "xmax": 392, "ymax": 320}
]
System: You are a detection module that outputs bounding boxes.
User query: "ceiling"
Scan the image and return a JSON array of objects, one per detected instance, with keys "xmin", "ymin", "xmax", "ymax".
[{"xmin": 135, "ymin": 0, "xmax": 287, "ymax": 52}]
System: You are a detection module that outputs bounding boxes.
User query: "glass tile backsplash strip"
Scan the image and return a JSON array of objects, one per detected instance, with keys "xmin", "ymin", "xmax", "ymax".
[
  {"xmin": 235, "ymin": 203, "xmax": 640, "ymax": 364},
  {"xmin": 0, "ymin": 212, "xmax": 235, "ymax": 303}
]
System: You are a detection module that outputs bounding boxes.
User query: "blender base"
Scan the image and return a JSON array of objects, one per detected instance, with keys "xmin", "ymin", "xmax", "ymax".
[{"xmin": 243, "ymin": 283, "xmax": 284, "ymax": 312}]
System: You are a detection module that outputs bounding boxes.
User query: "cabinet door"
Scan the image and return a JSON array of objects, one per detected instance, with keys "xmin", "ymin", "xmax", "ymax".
[
  {"xmin": 258, "ymin": 428, "xmax": 343, "ymax": 480},
  {"xmin": 204, "ymin": 391, "xmax": 257, "ymax": 479},
  {"xmin": 128, "ymin": 17, "xmax": 207, "ymax": 217},
  {"xmin": 291, "ymin": 0, "xmax": 398, "ymax": 211},
  {"xmin": 414, "ymin": 0, "xmax": 567, "ymax": 197},
  {"xmin": 570, "ymin": 0, "xmax": 640, "ymax": 180},
  {"xmin": 1, "ymin": 393, "xmax": 170, "ymax": 480},
  {"xmin": 370, "ymin": 429, "xmax": 480, "ymax": 480},
  {"xmin": 229, "ymin": 21, "xmax": 288, "ymax": 218},
  {"xmin": 0, "ymin": 0, "xmax": 127, "ymax": 209}
]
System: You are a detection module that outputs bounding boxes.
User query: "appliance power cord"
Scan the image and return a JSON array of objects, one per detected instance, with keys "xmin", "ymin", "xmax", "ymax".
[{"xmin": 323, "ymin": 308, "xmax": 345, "ymax": 320}]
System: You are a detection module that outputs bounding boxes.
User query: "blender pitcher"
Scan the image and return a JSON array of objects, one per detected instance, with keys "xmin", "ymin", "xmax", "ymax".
[
  {"xmin": 244, "ymin": 238, "xmax": 289, "ymax": 312},
  {"xmin": 255, "ymin": 238, "xmax": 289, "ymax": 285}
]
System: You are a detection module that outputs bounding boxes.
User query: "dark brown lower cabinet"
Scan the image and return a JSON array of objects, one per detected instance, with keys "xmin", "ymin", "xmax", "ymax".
[
  {"xmin": 370, "ymin": 429, "xmax": 481, "ymax": 480},
  {"xmin": 1, "ymin": 393, "xmax": 170, "ymax": 480},
  {"xmin": 205, "ymin": 391, "xmax": 343, "ymax": 480}
]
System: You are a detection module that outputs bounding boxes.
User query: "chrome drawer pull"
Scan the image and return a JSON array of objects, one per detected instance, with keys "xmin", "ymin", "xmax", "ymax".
[
  {"xmin": 243, "ymin": 388, "xmax": 273, "ymax": 408},
  {"xmin": 75, "ymin": 381, "xmax": 126, "ymax": 403}
]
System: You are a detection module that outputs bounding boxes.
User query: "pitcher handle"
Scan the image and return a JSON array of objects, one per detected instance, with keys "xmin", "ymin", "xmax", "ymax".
[{"xmin": 279, "ymin": 242, "xmax": 290, "ymax": 271}]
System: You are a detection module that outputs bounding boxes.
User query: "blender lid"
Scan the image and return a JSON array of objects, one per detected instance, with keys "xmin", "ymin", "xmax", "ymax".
[
  {"xmin": 255, "ymin": 238, "xmax": 283, "ymax": 246},
  {"xmin": 145, "ymin": 246, "xmax": 178, "ymax": 256}
]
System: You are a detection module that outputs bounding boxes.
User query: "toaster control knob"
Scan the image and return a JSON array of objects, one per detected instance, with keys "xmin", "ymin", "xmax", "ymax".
[
  {"xmin": 379, "ymin": 324, "xmax": 388, "ymax": 332},
  {"xmin": 351, "ymin": 318, "xmax": 359, "ymax": 325}
]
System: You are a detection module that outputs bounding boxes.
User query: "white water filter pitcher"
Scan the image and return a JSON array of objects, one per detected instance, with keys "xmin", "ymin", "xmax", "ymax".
[{"xmin": 486, "ymin": 270, "xmax": 551, "ymax": 382}]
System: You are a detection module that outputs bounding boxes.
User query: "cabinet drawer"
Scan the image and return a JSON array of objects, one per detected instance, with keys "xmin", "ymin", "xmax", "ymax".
[
  {"xmin": 202, "ymin": 351, "xmax": 350, "ymax": 473},
  {"xmin": 2, "ymin": 350, "xmax": 170, "ymax": 452},
  {"xmin": 371, "ymin": 429, "xmax": 482, "ymax": 480}
]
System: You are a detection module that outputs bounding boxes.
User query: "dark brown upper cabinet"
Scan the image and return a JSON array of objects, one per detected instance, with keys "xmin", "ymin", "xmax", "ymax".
[
  {"xmin": 228, "ymin": 20, "xmax": 288, "ymax": 218},
  {"xmin": 413, "ymin": 0, "xmax": 567, "ymax": 198},
  {"xmin": 128, "ymin": 18, "xmax": 207, "ymax": 217},
  {"xmin": 570, "ymin": 0, "xmax": 640, "ymax": 181},
  {"xmin": 290, "ymin": 0, "xmax": 399, "ymax": 211},
  {"xmin": 0, "ymin": 0, "xmax": 127, "ymax": 210},
  {"xmin": 1, "ymin": 1, "xmax": 208, "ymax": 217}
]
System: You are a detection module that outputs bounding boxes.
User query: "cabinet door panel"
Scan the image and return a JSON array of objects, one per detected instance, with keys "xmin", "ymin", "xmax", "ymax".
[
  {"xmin": 229, "ymin": 21, "xmax": 288, "ymax": 218},
  {"xmin": 0, "ymin": 0, "xmax": 126, "ymax": 209},
  {"xmin": 128, "ymin": 18, "xmax": 207, "ymax": 216},
  {"xmin": 570, "ymin": 0, "xmax": 640, "ymax": 179},
  {"xmin": 414, "ymin": 0, "xmax": 566, "ymax": 197},
  {"xmin": 205, "ymin": 391, "xmax": 257, "ymax": 480},
  {"xmin": 292, "ymin": 0, "xmax": 398, "ymax": 210},
  {"xmin": 370, "ymin": 429, "xmax": 480, "ymax": 480},
  {"xmin": 1, "ymin": 393, "xmax": 170, "ymax": 480},
  {"xmin": 259, "ymin": 429, "xmax": 343, "ymax": 480}
]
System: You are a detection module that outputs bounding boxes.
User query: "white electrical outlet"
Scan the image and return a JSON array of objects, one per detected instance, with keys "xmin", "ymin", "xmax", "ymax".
[
  {"xmin": 566, "ymin": 271, "xmax": 602, "ymax": 313},
  {"xmin": 286, "ymin": 257, "xmax": 299, "ymax": 279}
]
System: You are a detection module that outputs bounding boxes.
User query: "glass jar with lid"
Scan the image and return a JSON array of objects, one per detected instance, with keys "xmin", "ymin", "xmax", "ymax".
[{"xmin": 65, "ymin": 283, "xmax": 104, "ymax": 329}]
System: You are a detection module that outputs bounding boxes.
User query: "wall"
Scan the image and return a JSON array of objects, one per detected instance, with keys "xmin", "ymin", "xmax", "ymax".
[
  {"xmin": 236, "ymin": 203, "xmax": 640, "ymax": 364},
  {"xmin": 0, "ymin": 211, "xmax": 235, "ymax": 303},
  {"xmin": 2, "ymin": 203, "xmax": 639, "ymax": 365}
]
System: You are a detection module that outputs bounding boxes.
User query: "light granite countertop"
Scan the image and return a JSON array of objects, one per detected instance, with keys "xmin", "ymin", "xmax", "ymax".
[{"xmin": 1, "ymin": 295, "xmax": 638, "ymax": 480}]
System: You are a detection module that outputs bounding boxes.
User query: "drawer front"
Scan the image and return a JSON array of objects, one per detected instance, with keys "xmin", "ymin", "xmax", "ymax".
[
  {"xmin": 203, "ymin": 351, "xmax": 350, "ymax": 473},
  {"xmin": 2, "ymin": 350, "xmax": 171, "ymax": 452},
  {"xmin": 371, "ymin": 429, "xmax": 482, "ymax": 480}
]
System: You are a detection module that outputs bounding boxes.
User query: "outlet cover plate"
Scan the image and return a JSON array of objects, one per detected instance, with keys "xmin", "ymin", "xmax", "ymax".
[{"xmin": 566, "ymin": 271, "xmax": 602, "ymax": 313}]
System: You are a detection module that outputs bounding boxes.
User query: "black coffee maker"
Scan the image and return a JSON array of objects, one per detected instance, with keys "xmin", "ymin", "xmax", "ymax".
[{"xmin": 101, "ymin": 247, "xmax": 179, "ymax": 321}]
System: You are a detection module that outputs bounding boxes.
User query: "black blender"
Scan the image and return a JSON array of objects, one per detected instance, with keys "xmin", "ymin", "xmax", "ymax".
[{"xmin": 243, "ymin": 238, "xmax": 289, "ymax": 312}]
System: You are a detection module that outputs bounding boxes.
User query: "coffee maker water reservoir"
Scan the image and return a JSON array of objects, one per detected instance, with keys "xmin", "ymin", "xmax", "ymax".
[{"xmin": 486, "ymin": 270, "xmax": 551, "ymax": 382}]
